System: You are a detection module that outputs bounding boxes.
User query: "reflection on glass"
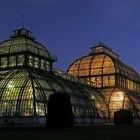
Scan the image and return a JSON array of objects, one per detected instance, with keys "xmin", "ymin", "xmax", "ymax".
[
  {"xmin": 34, "ymin": 57, "xmax": 39, "ymax": 68},
  {"xmin": 108, "ymin": 91, "xmax": 128, "ymax": 118},
  {"xmin": 17, "ymin": 55, "xmax": 25, "ymax": 66},
  {"xmin": 45, "ymin": 61, "xmax": 50, "ymax": 71},
  {"xmin": 1, "ymin": 57, "xmax": 7, "ymax": 68},
  {"xmin": 28, "ymin": 55, "xmax": 33, "ymax": 66},
  {"xmin": 41, "ymin": 59, "xmax": 45, "ymax": 70},
  {"xmin": 9, "ymin": 56, "xmax": 16, "ymax": 67}
]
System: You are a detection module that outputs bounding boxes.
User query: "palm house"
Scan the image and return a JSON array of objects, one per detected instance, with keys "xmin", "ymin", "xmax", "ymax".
[
  {"xmin": 67, "ymin": 43, "xmax": 140, "ymax": 119},
  {"xmin": 0, "ymin": 28, "xmax": 107, "ymax": 126}
]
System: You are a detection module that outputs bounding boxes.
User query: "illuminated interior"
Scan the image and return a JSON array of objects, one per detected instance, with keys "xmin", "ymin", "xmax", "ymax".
[
  {"xmin": 0, "ymin": 28, "xmax": 108, "ymax": 124},
  {"xmin": 0, "ymin": 69, "xmax": 108, "ymax": 119},
  {"xmin": 67, "ymin": 43, "xmax": 140, "ymax": 118}
]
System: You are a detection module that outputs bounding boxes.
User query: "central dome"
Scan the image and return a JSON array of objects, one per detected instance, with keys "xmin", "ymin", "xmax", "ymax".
[
  {"xmin": 0, "ymin": 28, "xmax": 50, "ymax": 58},
  {"xmin": 0, "ymin": 28, "xmax": 57, "ymax": 73}
]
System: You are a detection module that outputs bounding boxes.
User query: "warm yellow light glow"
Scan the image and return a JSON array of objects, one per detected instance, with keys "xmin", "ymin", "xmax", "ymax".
[
  {"xmin": 109, "ymin": 91, "xmax": 125, "ymax": 112},
  {"xmin": 23, "ymin": 112, "xmax": 30, "ymax": 116},
  {"xmin": 91, "ymin": 95, "xmax": 96, "ymax": 100},
  {"xmin": 7, "ymin": 81, "xmax": 13, "ymax": 88},
  {"xmin": 36, "ymin": 105, "xmax": 44, "ymax": 115},
  {"xmin": 111, "ymin": 91, "xmax": 125, "ymax": 101}
]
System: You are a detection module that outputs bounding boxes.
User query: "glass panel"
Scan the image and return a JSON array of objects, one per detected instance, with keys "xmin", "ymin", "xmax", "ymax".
[
  {"xmin": 28, "ymin": 55, "xmax": 33, "ymax": 67},
  {"xmin": 103, "ymin": 75, "xmax": 115, "ymax": 87},
  {"xmin": 0, "ymin": 46, "xmax": 9, "ymax": 54},
  {"xmin": 41, "ymin": 59, "xmax": 50, "ymax": 71},
  {"xmin": 19, "ymin": 100, "xmax": 34, "ymax": 116},
  {"xmin": 91, "ymin": 68, "xmax": 102, "ymax": 75},
  {"xmin": 109, "ymin": 91, "xmax": 125, "ymax": 109},
  {"xmin": 45, "ymin": 61, "xmax": 50, "ymax": 71},
  {"xmin": 19, "ymin": 80, "xmax": 34, "ymax": 116},
  {"xmin": 68, "ymin": 70, "xmax": 79, "ymax": 76},
  {"xmin": 79, "ymin": 70, "xmax": 89, "ymax": 76},
  {"xmin": 17, "ymin": 55, "xmax": 25, "ymax": 66},
  {"xmin": 9, "ymin": 56, "xmax": 16, "ymax": 67},
  {"xmin": 103, "ymin": 67, "xmax": 115, "ymax": 74},
  {"xmin": 91, "ymin": 77, "xmax": 102, "ymax": 87},
  {"xmin": 34, "ymin": 57, "xmax": 39, "ymax": 68},
  {"xmin": 69, "ymin": 60, "xmax": 81, "ymax": 71},
  {"xmin": 79, "ymin": 63, "xmax": 90, "ymax": 70},
  {"xmin": 36, "ymin": 102, "xmax": 45, "ymax": 116},
  {"xmin": 10, "ymin": 45, "xmax": 18, "ymax": 53},
  {"xmin": 0, "ymin": 57, "xmax": 7, "ymax": 68},
  {"xmin": 0, "ymin": 70, "xmax": 30, "ymax": 116},
  {"xmin": 41, "ymin": 59, "xmax": 45, "ymax": 70}
]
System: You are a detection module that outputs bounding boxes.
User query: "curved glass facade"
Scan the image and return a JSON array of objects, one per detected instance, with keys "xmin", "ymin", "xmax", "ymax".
[
  {"xmin": 0, "ymin": 69, "xmax": 107, "ymax": 120},
  {"xmin": 0, "ymin": 28, "xmax": 53, "ymax": 73},
  {"xmin": 68, "ymin": 54, "xmax": 116, "ymax": 87},
  {"xmin": 67, "ymin": 43, "xmax": 140, "ymax": 119},
  {"xmin": 0, "ymin": 28, "xmax": 50, "ymax": 58},
  {"xmin": 0, "ymin": 28, "xmax": 108, "ymax": 125}
]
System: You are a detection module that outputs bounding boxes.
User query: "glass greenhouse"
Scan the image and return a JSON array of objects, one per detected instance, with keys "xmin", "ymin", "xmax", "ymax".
[
  {"xmin": 68, "ymin": 43, "xmax": 140, "ymax": 119},
  {"xmin": 0, "ymin": 28, "xmax": 107, "ymax": 125}
]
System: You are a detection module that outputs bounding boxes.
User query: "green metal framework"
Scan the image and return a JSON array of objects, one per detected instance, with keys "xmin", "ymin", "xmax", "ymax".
[
  {"xmin": 0, "ymin": 28, "xmax": 108, "ymax": 124},
  {"xmin": 0, "ymin": 68, "xmax": 108, "ymax": 119},
  {"xmin": 0, "ymin": 28, "xmax": 56, "ymax": 72}
]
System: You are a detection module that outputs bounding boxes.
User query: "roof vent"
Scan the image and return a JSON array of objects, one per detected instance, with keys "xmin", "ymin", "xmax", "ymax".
[
  {"xmin": 90, "ymin": 43, "xmax": 120, "ymax": 59},
  {"xmin": 10, "ymin": 28, "xmax": 35, "ymax": 40}
]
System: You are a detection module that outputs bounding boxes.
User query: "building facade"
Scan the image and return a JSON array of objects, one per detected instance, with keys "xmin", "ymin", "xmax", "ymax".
[
  {"xmin": 0, "ymin": 28, "xmax": 107, "ymax": 125},
  {"xmin": 67, "ymin": 43, "xmax": 140, "ymax": 119}
]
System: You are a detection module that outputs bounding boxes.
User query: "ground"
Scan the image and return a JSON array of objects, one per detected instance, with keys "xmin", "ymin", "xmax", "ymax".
[{"xmin": 0, "ymin": 124, "xmax": 139, "ymax": 140}]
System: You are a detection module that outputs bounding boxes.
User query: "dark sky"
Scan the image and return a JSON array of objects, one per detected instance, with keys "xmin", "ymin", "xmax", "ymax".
[{"xmin": 1, "ymin": 0, "xmax": 140, "ymax": 73}]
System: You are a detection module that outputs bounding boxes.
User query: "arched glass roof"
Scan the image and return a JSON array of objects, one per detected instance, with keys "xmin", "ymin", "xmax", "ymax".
[
  {"xmin": 67, "ymin": 44, "xmax": 140, "ymax": 119},
  {"xmin": 68, "ymin": 53, "xmax": 140, "ymax": 82},
  {"xmin": 0, "ymin": 29, "xmax": 109, "ymax": 124},
  {"xmin": 0, "ymin": 37, "xmax": 50, "ymax": 59},
  {"xmin": 0, "ymin": 69, "xmax": 107, "ymax": 118}
]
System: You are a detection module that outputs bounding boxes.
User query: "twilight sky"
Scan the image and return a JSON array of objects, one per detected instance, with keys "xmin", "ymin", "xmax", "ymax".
[{"xmin": 1, "ymin": 0, "xmax": 140, "ymax": 73}]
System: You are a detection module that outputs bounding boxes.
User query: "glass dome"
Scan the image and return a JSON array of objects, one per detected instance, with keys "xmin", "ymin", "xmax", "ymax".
[
  {"xmin": 67, "ymin": 43, "xmax": 140, "ymax": 119},
  {"xmin": 0, "ymin": 28, "xmax": 108, "ymax": 125},
  {"xmin": 0, "ymin": 28, "xmax": 50, "ymax": 58},
  {"xmin": 0, "ymin": 28, "xmax": 57, "ymax": 73},
  {"xmin": 68, "ymin": 44, "xmax": 140, "ymax": 90}
]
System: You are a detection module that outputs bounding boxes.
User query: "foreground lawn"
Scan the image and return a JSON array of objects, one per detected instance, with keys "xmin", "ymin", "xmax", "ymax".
[{"xmin": 0, "ymin": 124, "xmax": 140, "ymax": 140}]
